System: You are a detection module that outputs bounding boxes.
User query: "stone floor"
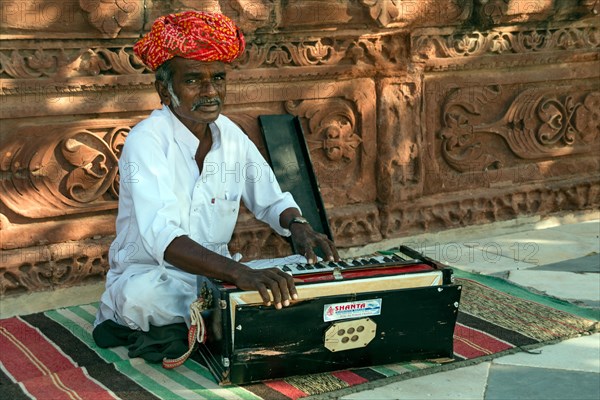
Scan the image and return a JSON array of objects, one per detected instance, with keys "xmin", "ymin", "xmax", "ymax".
[
  {"xmin": 1, "ymin": 211, "xmax": 599, "ymax": 400},
  {"xmin": 342, "ymin": 212, "xmax": 600, "ymax": 400}
]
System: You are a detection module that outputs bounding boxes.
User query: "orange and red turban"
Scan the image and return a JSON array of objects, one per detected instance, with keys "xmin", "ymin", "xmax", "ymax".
[{"xmin": 133, "ymin": 11, "xmax": 246, "ymax": 71}]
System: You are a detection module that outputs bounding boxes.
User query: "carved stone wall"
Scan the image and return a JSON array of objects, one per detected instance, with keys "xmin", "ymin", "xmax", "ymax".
[{"xmin": 1, "ymin": 0, "xmax": 598, "ymax": 296}]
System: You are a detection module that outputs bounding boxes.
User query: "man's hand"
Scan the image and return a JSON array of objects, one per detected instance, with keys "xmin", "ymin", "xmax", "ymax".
[
  {"xmin": 165, "ymin": 236, "xmax": 297, "ymax": 309},
  {"xmin": 290, "ymin": 223, "xmax": 340, "ymax": 264},
  {"xmin": 279, "ymin": 208, "xmax": 340, "ymax": 264},
  {"xmin": 232, "ymin": 267, "xmax": 298, "ymax": 309}
]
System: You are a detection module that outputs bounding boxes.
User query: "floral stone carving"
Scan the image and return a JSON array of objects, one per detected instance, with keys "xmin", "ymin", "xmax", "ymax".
[
  {"xmin": 1, "ymin": 123, "xmax": 130, "ymax": 218},
  {"xmin": 440, "ymin": 87, "xmax": 600, "ymax": 173},
  {"xmin": 79, "ymin": 0, "xmax": 140, "ymax": 38},
  {"xmin": 285, "ymin": 97, "xmax": 371, "ymax": 204},
  {"xmin": 360, "ymin": 0, "xmax": 471, "ymax": 27},
  {"xmin": 0, "ymin": 46, "xmax": 148, "ymax": 80},
  {"xmin": 413, "ymin": 24, "xmax": 600, "ymax": 62}
]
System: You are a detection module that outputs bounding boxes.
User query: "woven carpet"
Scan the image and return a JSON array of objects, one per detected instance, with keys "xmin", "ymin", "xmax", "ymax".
[{"xmin": 1, "ymin": 270, "xmax": 597, "ymax": 400}]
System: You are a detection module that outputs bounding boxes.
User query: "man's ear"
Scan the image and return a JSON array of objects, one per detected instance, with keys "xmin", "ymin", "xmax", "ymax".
[{"xmin": 155, "ymin": 80, "xmax": 171, "ymax": 106}]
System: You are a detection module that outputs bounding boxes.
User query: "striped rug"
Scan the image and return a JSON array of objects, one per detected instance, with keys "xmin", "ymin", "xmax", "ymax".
[{"xmin": 1, "ymin": 271, "xmax": 597, "ymax": 400}]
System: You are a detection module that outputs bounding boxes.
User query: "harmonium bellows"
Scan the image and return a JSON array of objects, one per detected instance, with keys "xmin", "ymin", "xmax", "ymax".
[{"xmin": 196, "ymin": 245, "xmax": 462, "ymax": 385}]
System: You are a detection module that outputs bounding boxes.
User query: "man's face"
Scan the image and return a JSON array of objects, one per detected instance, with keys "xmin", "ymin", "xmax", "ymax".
[{"xmin": 159, "ymin": 57, "xmax": 227, "ymax": 127}]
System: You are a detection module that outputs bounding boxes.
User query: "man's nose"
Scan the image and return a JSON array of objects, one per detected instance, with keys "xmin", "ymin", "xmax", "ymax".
[{"xmin": 198, "ymin": 80, "xmax": 218, "ymax": 97}]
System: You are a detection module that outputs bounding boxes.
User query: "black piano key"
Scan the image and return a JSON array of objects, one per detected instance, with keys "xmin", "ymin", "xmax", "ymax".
[
  {"xmin": 383, "ymin": 256, "xmax": 393, "ymax": 262},
  {"xmin": 328, "ymin": 261, "xmax": 338, "ymax": 268},
  {"xmin": 391, "ymin": 254, "xmax": 405, "ymax": 262},
  {"xmin": 315, "ymin": 262, "xmax": 328, "ymax": 269},
  {"xmin": 368, "ymin": 258, "xmax": 379, "ymax": 264},
  {"xmin": 339, "ymin": 261, "xmax": 351, "ymax": 268},
  {"xmin": 282, "ymin": 265, "xmax": 292, "ymax": 272},
  {"xmin": 352, "ymin": 259, "xmax": 362, "ymax": 266},
  {"xmin": 304, "ymin": 264, "xmax": 315, "ymax": 270},
  {"xmin": 295, "ymin": 264, "xmax": 305, "ymax": 270}
]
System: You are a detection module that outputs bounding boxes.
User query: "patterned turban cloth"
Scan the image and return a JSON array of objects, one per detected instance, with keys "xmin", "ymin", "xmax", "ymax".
[{"xmin": 133, "ymin": 11, "xmax": 246, "ymax": 71}]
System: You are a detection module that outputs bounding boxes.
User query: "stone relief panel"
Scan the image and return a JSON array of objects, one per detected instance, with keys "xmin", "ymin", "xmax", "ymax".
[
  {"xmin": 359, "ymin": 0, "xmax": 472, "ymax": 28},
  {"xmin": 472, "ymin": 0, "xmax": 556, "ymax": 26},
  {"xmin": 232, "ymin": 32, "xmax": 408, "ymax": 76},
  {"xmin": 285, "ymin": 97, "xmax": 368, "ymax": 205},
  {"xmin": 440, "ymin": 87, "xmax": 599, "ymax": 172},
  {"xmin": 422, "ymin": 64, "xmax": 599, "ymax": 196},
  {"xmin": 376, "ymin": 78, "xmax": 423, "ymax": 206},
  {"xmin": 178, "ymin": 0, "xmax": 356, "ymax": 33},
  {"xmin": 0, "ymin": 0, "xmax": 473, "ymax": 40},
  {"xmin": 1, "ymin": 0, "xmax": 145, "ymax": 39},
  {"xmin": 382, "ymin": 180, "xmax": 600, "ymax": 238},
  {"xmin": 412, "ymin": 18, "xmax": 600, "ymax": 71},
  {"xmin": 1, "ymin": 214, "xmax": 117, "ymax": 251},
  {"xmin": 472, "ymin": 0, "xmax": 600, "ymax": 27},
  {"xmin": 328, "ymin": 203, "xmax": 382, "ymax": 247},
  {"xmin": 0, "ymin": 44, "xmax": 147, "ymax": 81},
  {"xmin": 238, "ymin": 38, "xmax": 349, "ymax": 69},
  {"xmin": 278, "ymin": 0, "xmax": 354, "ymax": 28},
  {"xmin": 0, "ymin": 237, "xmax": 112, "ymax": 295},
  {"xmin": 1, "ymin": 119, "xmax": 135, "ymax": 219},
  {"xmin": 79, "ymin": 0, "xmax": 141, "ymax": 37}
]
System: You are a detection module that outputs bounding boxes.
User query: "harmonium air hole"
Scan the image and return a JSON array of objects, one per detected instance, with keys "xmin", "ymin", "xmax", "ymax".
[
  {"xmin": 338, "ymin": 329, "xmax": 346, "ymax": 336},
  {"xmin": 347, "ymin": 327, "xmax": 355, "ymax": 334},
  {"xmin": 341, "ymin": 337, "xmax": 350, "ymax": 343},
  {"xmin": 351, "ymin": 335, "xmax": 359, "ymax": 342},
  {"xmin": 357, "ymin": 325, "xmax": 365, "ymax": 332}
]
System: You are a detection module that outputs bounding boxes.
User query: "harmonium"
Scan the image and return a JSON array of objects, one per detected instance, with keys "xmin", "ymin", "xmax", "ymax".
[
  {"xmin": 196, "ymin": 246, "xmax": 462, "ymax": 385},
  {"xmin": 193, "ymin": 115, "xmax": 462, "ymax": 384}
]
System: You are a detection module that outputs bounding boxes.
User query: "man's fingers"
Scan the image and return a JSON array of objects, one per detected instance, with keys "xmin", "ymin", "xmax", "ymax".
[
  {"xmin": 302, "ymin": 233, "xmax": 340, "ymax": 263},
  {"xmin": 237, "ymin": 269, "xmax": 298, "ymax": 308},
  {"xmin": 304, "ymin": 248, "xmax": 317, "ymax": 264},
  {"xmin": 267, "ymin": 277, "xmax": 283, "ymax": 309},
  {"xmin": 327, "ymin": 238, "xmax": 341, "ymax": 261},
  {"xmin": 265, "ymin": 269, "xmax": 297, "ymax": 309},
  {"xmin": 256, "ymin": 284, "xmax": 272, "ymax": 306},
  {"xmin": 316, "ymin": 236, "xmax": 337, "ymax": 261},
  {"xmin": 285, "ymin": 273, "xmax": 299, "ymax": 300}
]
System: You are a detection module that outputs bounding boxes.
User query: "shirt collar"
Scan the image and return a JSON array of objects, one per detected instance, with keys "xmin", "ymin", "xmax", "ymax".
[{"xmin": 163, "ymin": 105, "xmax": 222, "ymax": 151}]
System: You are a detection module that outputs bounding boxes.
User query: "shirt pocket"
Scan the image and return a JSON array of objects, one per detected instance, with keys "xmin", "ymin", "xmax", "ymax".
[{"xmin": 210, "ymin": 197, "xmax": 240, "ymax": 243}]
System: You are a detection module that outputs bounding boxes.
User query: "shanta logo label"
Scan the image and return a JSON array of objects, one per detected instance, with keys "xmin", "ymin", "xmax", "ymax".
[{"xmin": 323, "ymin": 299, "xmax": 382, "ymax": 322}]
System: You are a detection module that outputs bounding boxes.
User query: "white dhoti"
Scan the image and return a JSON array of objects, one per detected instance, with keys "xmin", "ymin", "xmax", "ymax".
[{"xmin": 95, "ymin": 265, "xmax": 197, "ymax": 331}]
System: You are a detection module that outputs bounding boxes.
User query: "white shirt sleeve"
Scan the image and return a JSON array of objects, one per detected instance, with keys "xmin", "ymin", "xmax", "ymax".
[{"xmin": 241, "ymin": 138, "xmax": 300, "ymax": 237}]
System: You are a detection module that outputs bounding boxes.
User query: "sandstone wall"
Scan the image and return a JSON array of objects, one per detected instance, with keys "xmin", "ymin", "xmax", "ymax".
[{"xmin": 1, "ymin": 0, "xmax": 599, "ymax": 296}]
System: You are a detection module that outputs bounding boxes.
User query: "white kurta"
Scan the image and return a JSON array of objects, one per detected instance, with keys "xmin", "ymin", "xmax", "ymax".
[{"xmin": 95, "ymin": 106, "xmax": 298, "ymax": 330}]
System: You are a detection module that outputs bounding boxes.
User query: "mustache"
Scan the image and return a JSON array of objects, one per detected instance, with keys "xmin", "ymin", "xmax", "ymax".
[{"xmin": 191, "ymin": 97, "xmax": 221, "ymax": 111}]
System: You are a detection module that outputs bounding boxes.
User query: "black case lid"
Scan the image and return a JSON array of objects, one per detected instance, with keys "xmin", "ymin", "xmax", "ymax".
[{"xmin": 259, "ymin": 114, "xmax": 334, "ymax": 244}]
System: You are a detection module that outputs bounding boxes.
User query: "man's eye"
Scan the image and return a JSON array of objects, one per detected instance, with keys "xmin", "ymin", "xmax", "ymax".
[
  {"xmin": 185, "ymin": 79, "xmax": 197, "ymax": 84},
  {"xmin": 214, "ymin": 75, "xmax": 225, "ymax": 81}
]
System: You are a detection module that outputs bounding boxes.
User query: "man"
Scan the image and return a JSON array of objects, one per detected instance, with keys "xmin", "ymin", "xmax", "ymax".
[{"xmin": 93, "ymin": 11, "xmax": 339, "ymax": 360}]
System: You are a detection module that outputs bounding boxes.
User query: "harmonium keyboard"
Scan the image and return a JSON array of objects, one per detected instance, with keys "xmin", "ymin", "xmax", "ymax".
[{"xmin": 196, "ymin": 245, "xmax": 462, "ymax": 385}]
